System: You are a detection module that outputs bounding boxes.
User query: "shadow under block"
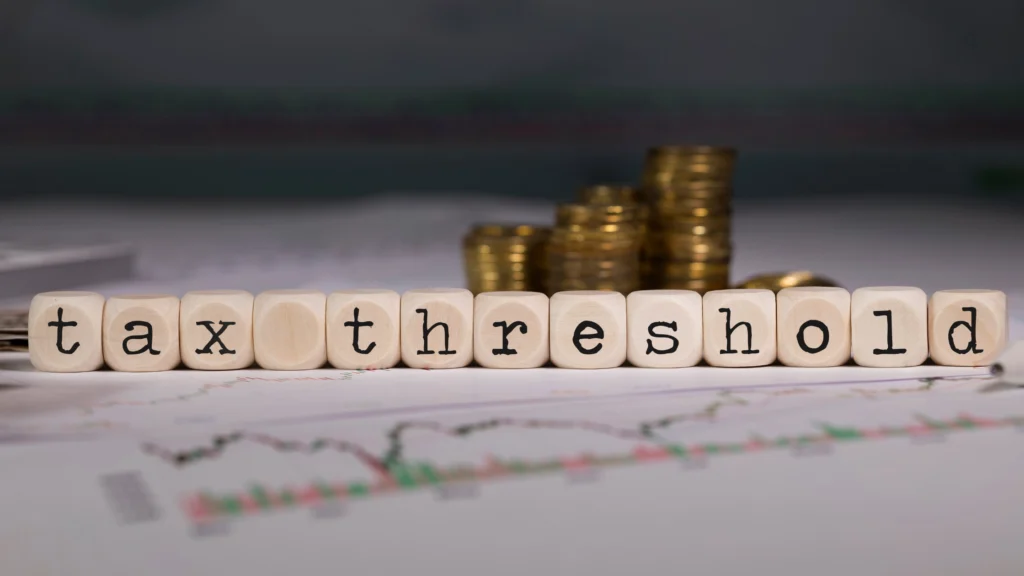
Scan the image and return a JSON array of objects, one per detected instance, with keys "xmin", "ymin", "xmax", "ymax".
[
  {"xmin": 928, "ymin": 289, "xmax": 1007, "ymax": 367},
  {"xmin": 179, "ymin": 290, "xmax": 255, "ymax": 370},
  {"xmin": 253, "ymin": 290, "xmax": 327, "ymax": 370},
  {"xmin": 626, "ymin": 289, "xmax": 703, "ymax": 368},
  {"xmin": 703, "ymin": 289, "xmax": 777, "ymax": 367},
  {"xmin": 401, "ymin": 288, "xmax": 474, "ymax": 369},
  {"xmin": 327, "ymin": 289, "xmax": 401, "ymax": 370},
  {"xmin": 777, "ymin": 287, "xmax": 851, "ymax": 367},
  {"xmin": 851, "ymin": 287, "xmax": 928, "ymax": 367},
  {"xmin": 28, "ymin": 291, "xmax": 106, "ymax": 372},
  {"xmin": 102, "ymin": 294, "xmax": 181, "ymax": 372},
  {"xmin": 550, "ymin": 290, "xmax": 626, "ymax": 369},
  {"xmin": 473, "ymin": 291, "xmax": 549, "ymax": 369}
]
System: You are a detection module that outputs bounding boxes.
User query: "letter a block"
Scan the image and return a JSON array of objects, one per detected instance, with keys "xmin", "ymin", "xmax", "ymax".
[
  {"xmin": 851, "ymin": 287, "xmax": 928, "ymax": 367},
  {"xmin": 401, "ymin": 288, "xmax": 474, "ymax": 369},
  {"xmin": 549, "ymin": 291, "xmax": 626, "ymax": 369},
  {"xmin": 327, "ymin": 289, "xmax": 401, "ymax": 370},
  {"xmin": 777, "ymin": 287, "xmax": 851, "ymax": 367},
  {"xmin": 473, "ymin": 291, "xmax": 549, "ymax": 369},
  {"xmin": 28, "ymin": 291, "xmax": 105, "ymax": 372},
  {"xmin": 702, "ymin": 289, "xmax": 776, "ymax": 367},
  {"xmin": 928, "ymin": 289, "xmax": 1006, "ymax": 366},
  {"xmin": 103, "ymin": 294, "xmax": 181, "ymax": 372},
  {"xmin": 253, "ymin": 290, "xmax": 327, "ymax": 370},
  {"xmin": 180, "ymin": 290, "xmax": 255, "ymax": 370},
  {"xmin": 626, "ymin": 290, "xmax": 702, "ymax": 368}
]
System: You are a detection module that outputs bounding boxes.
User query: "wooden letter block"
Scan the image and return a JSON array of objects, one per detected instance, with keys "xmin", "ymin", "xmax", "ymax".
[
  {"xmin": 327, "ymin": 289, "xmax": 401, "ymax": 370},
  {"xmin": 777, "ymin": 287, "xmax": 851, "ymax": 367},
  {"xmin": 103, "ymin": 294, "xmax": 181, "ymax": 372},
  {"xmin": 928, "ymin": 289, "xmax": 1007, "ymax": 366},
  {"xmin": 702, "ymin": 289, "xmax": 776, "ymax": 367},
  {"xmin": 549, "ymin": 290, "xmax": 626, "ymax": 369},
  {"xmin": 401, "ymin": 288, "xmax": 473, "ymax": 369},
  {"xmin": 851, "ymin": 287, "xmax": 928, "ymax": 367},
  {"xmin": 626, "ymin": 289, "xmax": 702, "ymax": 368},
  {"xmin": 473, "ymin": 291, "xmax": 549, "ymax": 369},
  {"xmin": 28, "ymin": 291, "xmax": 105, "ymax": 372},
  {"xmin": 180, "ymin": 290, "xmax": 254, "ymax": 370},
  {"xmin": 253, "ymin": 290, "xmax": 326, "ymax": 370}
]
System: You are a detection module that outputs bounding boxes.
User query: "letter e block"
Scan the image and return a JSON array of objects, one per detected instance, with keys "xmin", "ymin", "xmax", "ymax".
[
  {"xmin": 851, "ymin": 287, "xmax": 928, "ymax": 367},
  {"xmin": 474, "ymin": 291, "xmax": 549, "ymax": 369},
  {"xmin": 253, "ymin": 290, "xmax": 327, "ymax": 370},
  {"xmin": 626, "ymin": 290, "xmax": 702, "ymax": 368},
  {"xmin": 180, "ymin": 290, "xmax": 254, "ymax": 370},
  {"xmin": 928, "ymin": 289, "xmax": 1006, "ymax": 366},
  {"xmin": 549, "ymin": 290, "xmax": 626, "ymax": 369},
  {"xmin": 777, "ymin": 287, "xmax": 851, "ymax": 367},
  {"xmin": 103, "ymin": 294, "xmax": 181, "ymax": 372},
  {"xmin": 401, "ymin": 288, "xmax": 473, "ymax": 369},
  {"xmin": 28, "ymin": 291, "xmax": 105, "ymax": 372},
  {"xmin": 327, "ymin": 289, "xmax": 401, "ymax": 370},
  {"xmin": 702, "ymin": 289, "xmax": 776, "ymax": 367}
]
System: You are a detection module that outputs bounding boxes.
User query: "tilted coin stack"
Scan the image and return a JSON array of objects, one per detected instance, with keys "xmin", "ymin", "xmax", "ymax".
[
  {"xmin": 545, "ymin": 202, "xmax": 642, "ymax": 294},
  {"xmin": 462, "ymin": 224, "xmax": 550, "ymax": 295},
  {"xmin": 641, "ymin": 146, "xmax": 737, "ymax": 293}
]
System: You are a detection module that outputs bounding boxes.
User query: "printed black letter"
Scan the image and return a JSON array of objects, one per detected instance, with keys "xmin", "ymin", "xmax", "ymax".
[
  {"xmin": 122, "ymin": 321, "xmax": 160, "ymax": 356},
  {"xmin": 573, "ymin": 321, "xmax": 604, "ymax": 355},
  {"xmin": 948, "ymin": 306, "xmax": 983, "ymax": 355},
  {"xmin": 871, "ymin": 310, "xmax": 907, "ymax": 355},
  {"xmin": 645, "ymin": 321, "xmax": 679, "ymax": 355},
  {"xmin": 47, "ymin": 307, "xmax": 80, "ymax": 355},
  {"xmin": 796, "ymin": 320, "xmax": 829, "ymax": 354},
  {"xmin": 416, "ymin": 308, "xmax": 455, "ymax": 355},
  {"xmin": 343, "ymin": 307, "xmax": 376, "ymax": 355},
  {"xmin": 195, "ymin": 321, "xmax": 236, "ymax": 355},
  {"xmin": 492, "ymin": 320, "xmax": 527, "ymax": 355},
  {"xmin": 719, "ymin": 308, "xmax": 759, "ymax": 355}
]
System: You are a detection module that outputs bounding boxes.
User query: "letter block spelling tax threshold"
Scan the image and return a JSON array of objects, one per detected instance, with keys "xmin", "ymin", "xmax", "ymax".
[
  {"xmin": 103, "ymin": 294, "xmax": 181, "ymax": 372},
  {"xmin": 550, "ymin": 291, "xmax": 627, "ymax": 369},
  {"xmin": 179, "ymin": 290, "xmax": 255, "ymax": 370},
  {"xmin": 28, "ymin": 291, "xmax": 106, "ymax": 372},
  {"xmin": 253, "ymin": 290, "xmax": 327, "ymax": 370},
  {"xmin": 401, "ymin": 288, "xmax": 474, "ymax": 369},
  {"xmin": 327, "ymin": 289, "xmax": 401, "ymax": 370},
  {"xmin": 777, "ymin": 287, "xmax": 851, "ymax": 367},
  {"xmin": 626, "ymin": 290, "xmax": 703, "ymax": 368},
  {"xmin": 928, "ymin": 289, "xmax": 1007, "ymax": 367},
  {"xmin": 703, "ymin": 289, "xmax": 777, "ymax": 367},
  {"xmin": 474, "ymin": 291, "xmax": 550, "ymax": 369},
  {"xmin": 851, "ymin": 287, "xmax": 928, "ymax": 367}
]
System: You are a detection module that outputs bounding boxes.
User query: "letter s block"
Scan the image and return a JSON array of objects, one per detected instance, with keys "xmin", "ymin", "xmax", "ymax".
[
  {"xmin": 103, "ymin": 294, "xmax": 181, "ymax": 372},
  {"xmin": 851, "ymin": 287, "xmax": 928, "ymax": 367},
  {"xmin": 253, "ymin": 290, "xmax": 327, "ymax": 370},
  {"xmin": 626, "ymin": 289, "xmax": 702, "ymax": 368},
  {"xmin": 549, "ymin": 290, "xmax": 626, "ymax": 369},
  {"xmin": 473, "ymin": 291, "xmax": 549, "ymax": 369},
  {"xmin": 327, "ymin": 289, "xmax": 401, "ymax": 370},
  {"xmin": 777, "ymin": 287, "xmax": 851, "ymax": 367},
  {"xmin": 702, "ymin": 289, "xmax": 776, "ymax": 367},
  {"xmin": 28, "ymin": 291, "xmax": 105, "ymax": 372},
  {"xmin": 180, "ymin": 290, "xmax": 255, "ymax": 370},
  {"xmin": 401, "ymin": 288, "xmax": 474, "ymax": 369},
  {"xmin": 928, "ymin": 289, "xmax": 1006, "ymax": 366}
]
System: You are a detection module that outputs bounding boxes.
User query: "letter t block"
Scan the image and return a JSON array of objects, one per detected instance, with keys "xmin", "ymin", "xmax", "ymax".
[
  {"xmin": 327, "ymin": 289, "xmax": 401, "ymax": 370},
  {"xmin": 702, "ymin": 289, "xmax": 777, "ymax": 367},
  {"xmin": 28, "ymin": 291, "xmax": 106, "ymax": 372},
  {"xmin": 401, "ymin": 288, "xmax": 474, "ymax": 369}
]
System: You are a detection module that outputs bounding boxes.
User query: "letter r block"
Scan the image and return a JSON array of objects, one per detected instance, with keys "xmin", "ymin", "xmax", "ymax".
[
  {"xmin": 626, "ymin": 290, "xmax": 702, "ymax": 368},
  {"xmin": 473, "ymin": 291, "xmax": 549, "ymax": 369},
  {"xmin": 103, "ymin": 294, "xmax": 181, "ymax": 372},
  {"xmin": 401, "ymin": 288, "xmax": 474, "ymax": 369},
  {"xmin": 928, "ymin": 289, "xmax": 1006, "ymax": 366},
  {"xmin": 549, "ymin": 290, "xmax": 626, "ymax": 369},
  {"xmin": 28, "ymin": 291, "xmax": 105, "ymax": 372},
  {"xmin": 777, "ymin": 287, "xmax": 851, "ymax": 367},
  {"xmin": 180, "ymin": 290, "xmax": 255, "ymax": 370},
  {"xmin": 702, "ymin": 289, "xmax": 776, "ymax": 367},
  {"xmin": 327, "ymin": 289, "xmax": 401, "ymax": 370}
]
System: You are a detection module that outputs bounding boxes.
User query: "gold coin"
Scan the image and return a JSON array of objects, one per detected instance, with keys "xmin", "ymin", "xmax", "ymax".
[
  {"xmin": 462, "ymin": 224, "xmax": 550, "ymax": 294},
  {"xmin": 733, "ymin": 271, "xmax": 841, "ymax": 292},
  {"xmin": 578, "ymin": 184, "xmax": 645, "ymax": 205}
]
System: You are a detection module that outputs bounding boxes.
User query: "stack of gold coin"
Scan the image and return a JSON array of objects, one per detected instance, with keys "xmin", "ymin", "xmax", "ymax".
[
  {"xmin": 462, "ymin": 224, "xmax": 550, "ymax": 294},
  {"xmin": 545, "ymin": 202, "xmax": 642, "ymax": 294},
  {"xmin": 642, "ymin": 146, "xmax": 737, "ymax": 292}
]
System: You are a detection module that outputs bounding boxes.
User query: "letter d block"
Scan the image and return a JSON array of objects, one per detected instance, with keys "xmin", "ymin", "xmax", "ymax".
[
  {"xmin": 929, "ymin": 289, "xmax": 1006, "ymax": 366},
  {"xmin": 180, "ymin": 290, "xmax": 255, "ymax": 370},
  {"xmin": 474, "ymin": 291, "xmax": 549, "ymax": 369},
  {"xmin": 777, "ymin": 287, "xmax": 851, "ymax": 367},
  {"xmin": 28, "ymin": 291, "xmax": 105, "ymax": 372},
  {"xmin": 254, "ymin": 290, "xmax": 327, "ymax": 370},
  {"xmin": 550, "ymin": 291, "xmax": 626, "ymax": 369},
  {"xmin": 702, "ymin": 289, "xmax": 776, "ymax": 367},
  {"xmin": 327, "ymin": 289, "xmax": 401, "ymax": 370},
  {"xmin": 851, "ymin": 287, "xmax": 928, "ymax": 367},
  {"xmin": 103, "ymin": 294, "xmax": 181, "ymax": 372},
  {"xmin": 401, "ymin": 288, "xmax": 474, "ymax": 369},
  {"xmin": 626, "ymin": 290, "xmax": 702, "ymax": 368}
]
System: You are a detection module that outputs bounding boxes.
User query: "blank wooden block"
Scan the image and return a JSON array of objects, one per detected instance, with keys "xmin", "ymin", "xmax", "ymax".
[
  {"xmin": 626, "ymin": 289, "xmax": 702, "ymax": 368},
  {"xmin": 549, "ymin": 290, "xmax": 626, "ymax": 369},
  {"xmin": 473, "ymin": 291, "xmax": 549, "ymax": 369},
  {"xmin": 327, "ymin": 289, "xmax": 401, "ymax": 370},
  {"xmin": 401, "ymin": 288, "xmax": 474, "ymax": 369},
  {"xmin": 253, "ymin": 290, "xmax": 326, "ymax": 370},
  {"xmin": 28, "ymin": 291, "xmax": 105, "ymax": 372},
  {"xmin": 851, "ymin": 287, "xmax": 928, "ymax": 367},
  {"xmin": 179, "ymin": 290, "xmax": 254, "ymax": 370},
  {"xmin": 777, "ymin": 287, "xmax": 851, "ymax": 367},
  {"xmin": 103, "ymin": 294, "xmax": 181, "ymax": 372},
  {"xmin": 928, "ymin": 289, "xmax": 1007, "ymax": 366},
  {"xmin": 702, "ymin": 289, "xmax": 776, "ymax": 367}
]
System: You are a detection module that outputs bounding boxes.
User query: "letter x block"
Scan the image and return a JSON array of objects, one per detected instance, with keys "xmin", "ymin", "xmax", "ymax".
[
  {"xmin": 929, "ymin": 289, "xmax": 1007, "ymax": 366},
  {"xmin": 180, "ymin": 290, "xmax": 255, "ymax": 370},
  {"xmin": 777, "ymin": 287, "xmax": 851, "ymax": 367},
  {"xmin": 549, "ymin": 290, "xmax": 626, "ymax": 369},
  {"xmin": 28, "ymin": 291, "xmax": 105, "ymax": 372},
  {"xmin": 473, "ymin": 291, "xmax": 549, "ymax": 369},
  {"xmin": 401, "ymin": 288, "xmax": 474, "ymax": 369},
  {"xmin": 253, "ymin": 290, "xmax": 327, "ymax": 370},
  {"xmin": 327, "ymin": 289, "xmax": 401, "ymax": 370},
  {"xmin": 626, "ymin": 289, "xmax": 702, "ymax": 368},
  {"xmin": 702, "ymin": 289, "xmax": 776, "ymax": 367},
  {"xmin": 103, "ymin": 294, "xmax": 181, "ymax": 372}
]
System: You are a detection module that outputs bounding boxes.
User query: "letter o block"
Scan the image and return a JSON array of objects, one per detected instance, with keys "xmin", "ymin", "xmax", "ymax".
[
  {"xmin": 473, "ymin": 291, "xmax": 549, "ymax": 369},
  {"xmin": 626, "ymin": 290, "xmax": 702, "ymax": 368},
  {"xmin": 929, "ymin": 289, "xmax": 1006, "ymax": 366},
  {"xmin": 327, "ymin": 289, "xmax": 401, "ymax": 370},
  {"xmin": 549, "ymin": 290, "xmax": 626, "ymax": 369},
  {"xmin": 401, "ymin": 288, "xmax": 474, "ymax": 369},
  {"xmin": 179, "ymin": 290, "xmax": 255, "ymax": 370},
  {"xmin": 702, "ymin": 289, "xmax": 776, "ymax": 367},
  {"xmin": 253, "ymin": 290, "xmax": 327, "ymax": 370},
  {"xmin": 851, "ymin": 287, "xmax": 928, "ymax": 367},
  {"xmin": 103, "ymin": 294, "xmax": 181, "ymax": 372},
  {"xmin": 28, "ymin": 291, "xmax": 106, "ymax": 372},
  {"xmin": 777, "ymin": 287, "xmax": 851, "ymax": 367}
]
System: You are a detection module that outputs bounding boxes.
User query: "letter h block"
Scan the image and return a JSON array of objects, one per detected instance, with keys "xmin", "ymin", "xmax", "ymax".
[
  {"xmin": 401, "ymin": 288, "xmax": 474, "ymax": 369},
  {"xmin": 550, "ymin": 291, "xmax": 626, "ymax": 369},
  {"xmin": 103, "ymin": 294, "xmax": 181, "ymax": 372},
  {"xmin": 928, "ymin": 289, "xmax": 1006, "ymax": 366},
  {"xmin": 702, "ymin": 289, "xmax": 776, "ymax": 367}
]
